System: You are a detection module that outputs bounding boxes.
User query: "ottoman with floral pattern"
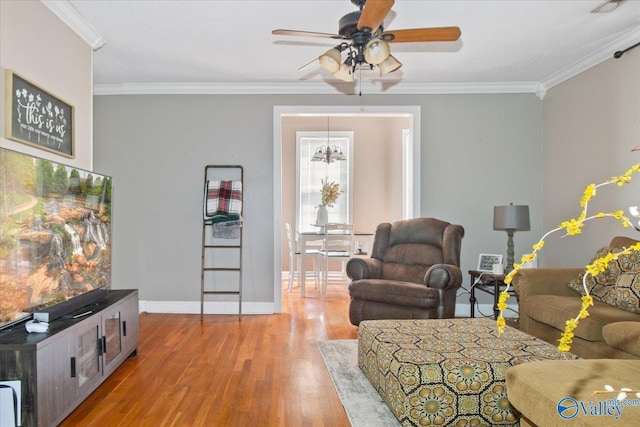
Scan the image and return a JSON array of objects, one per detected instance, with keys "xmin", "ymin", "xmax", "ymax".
[{"xmin": 358, "ymin": 318, "xmax": 578, "ymax": 426}]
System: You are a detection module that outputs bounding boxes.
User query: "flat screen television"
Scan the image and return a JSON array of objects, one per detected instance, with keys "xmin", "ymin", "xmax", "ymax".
[{"xmin": 0, "ymin": 147, "xmax": 112, "ymax": 330}]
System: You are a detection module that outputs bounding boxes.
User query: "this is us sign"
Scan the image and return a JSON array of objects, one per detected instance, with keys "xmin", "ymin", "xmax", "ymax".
[{"xmin": 5, "ymin": 70, "xmax": 74, "ymax": 158}]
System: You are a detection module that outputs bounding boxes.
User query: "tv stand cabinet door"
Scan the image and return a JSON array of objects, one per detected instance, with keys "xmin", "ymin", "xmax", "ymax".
[
  {"xmin": 36, "ymin": 331, "xmax": 76, "ymax": 427},
  {"xmin": 121, "ymin": 290, "xmax": 139, "ymax": 358}
]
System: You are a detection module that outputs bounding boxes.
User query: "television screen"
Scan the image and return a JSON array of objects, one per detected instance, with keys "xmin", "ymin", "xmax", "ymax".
[{"xmin": 0, "ymin": 147, "xmax": 112, "ymax": 330}]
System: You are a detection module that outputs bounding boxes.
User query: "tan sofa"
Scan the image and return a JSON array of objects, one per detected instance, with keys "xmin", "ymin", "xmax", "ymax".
[
  {"xmin": 507, "ymin": 237, "xmax": 640, "ymax": 426},
  {"xmin": 512, "ymin": 236, "xmax": 640, "ymax": 359},
  {"xmin": 507, "ymin": 359, "xmax": 640, "ymax": 426}
]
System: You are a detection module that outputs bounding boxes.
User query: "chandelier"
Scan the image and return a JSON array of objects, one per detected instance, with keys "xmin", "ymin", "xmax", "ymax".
[
  {"xmin": 311, "ymin": 145, "xmax": 347, "ymax": 163},
  {"xmin": 311, "ymin": 117, "xmax": 347, "ymax": 164}
]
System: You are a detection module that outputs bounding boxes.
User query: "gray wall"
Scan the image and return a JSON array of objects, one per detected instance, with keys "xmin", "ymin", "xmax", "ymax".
[
  {"xmin": 542, "ymin": 50, "xmax": 640, "ymax": 267},
  {"xmin": 94, "ymin": 93, "xmax": 542, "ymax": 313}
]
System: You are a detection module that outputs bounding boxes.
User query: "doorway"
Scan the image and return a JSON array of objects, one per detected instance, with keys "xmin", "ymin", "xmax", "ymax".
[{"xmin": 273, "ymin": 105, "xmax": 421, "ymax": 312}]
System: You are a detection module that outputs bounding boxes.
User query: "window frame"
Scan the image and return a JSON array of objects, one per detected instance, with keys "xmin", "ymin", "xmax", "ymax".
[{"xmin": 295, "ymin": 130, "xmax": 354, "ymax": 232}]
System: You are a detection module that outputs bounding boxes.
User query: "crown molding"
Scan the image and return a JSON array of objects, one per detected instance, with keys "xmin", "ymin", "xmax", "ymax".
[
  {"xmin": 93, "ymin": 81, "xmax": 541, "ymax": 96},
  {"xmin": 539, "ymin": 27, "xmax": 640, "ymax": 94},
  {"xmin": 41, "ymin": 0, "xmax": 106, "ymax": 50}
]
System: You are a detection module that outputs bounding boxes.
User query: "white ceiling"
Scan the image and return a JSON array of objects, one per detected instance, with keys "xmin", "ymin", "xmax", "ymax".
[{"xmin": 47, "ymin": 0, "xmax": 640, "ymax": 96}]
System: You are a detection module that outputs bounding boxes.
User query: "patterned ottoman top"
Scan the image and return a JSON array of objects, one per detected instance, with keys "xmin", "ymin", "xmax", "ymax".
[
  {"xmin": 359, "ymin": 317, "xmax": 577, "ymax": 366},
  {"xmin": 358, "ymin": 318, "xmax": 579, "ymax": 426}
]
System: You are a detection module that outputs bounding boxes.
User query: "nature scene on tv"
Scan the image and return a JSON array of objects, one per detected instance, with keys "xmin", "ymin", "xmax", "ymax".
[{"xmin": 0, "ymin": 148, "xmax": 112, "ymax": 329}]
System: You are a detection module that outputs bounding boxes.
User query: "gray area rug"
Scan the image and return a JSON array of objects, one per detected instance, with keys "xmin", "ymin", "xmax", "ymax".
[{"xmin": 317, "ymin": 339, "xmax": 399, "ymax": 427}]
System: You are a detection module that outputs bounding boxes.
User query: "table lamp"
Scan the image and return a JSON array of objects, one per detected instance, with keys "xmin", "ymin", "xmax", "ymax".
[{"xmin": 493, "ymin": 203, "xmax": 530, "ymax": 273}]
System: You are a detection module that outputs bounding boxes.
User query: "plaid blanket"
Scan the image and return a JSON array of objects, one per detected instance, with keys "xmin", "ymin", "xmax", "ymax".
[{"xmin": 204, "ymin": 180, "xmax": 243, "ymax": 220}]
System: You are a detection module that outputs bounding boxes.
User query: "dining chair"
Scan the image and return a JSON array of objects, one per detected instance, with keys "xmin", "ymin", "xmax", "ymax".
[
  {"xmin": 285, "ymin": 223, "xmax": 321, "ymax": 292},
  {"xmin": 320, "ymin": 223, "xmax": 355, "ymax": 297}
]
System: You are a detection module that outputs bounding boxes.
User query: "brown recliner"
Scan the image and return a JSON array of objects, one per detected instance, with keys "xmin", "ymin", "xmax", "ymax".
[{"xmin": 347, "ymin": 217, "xmax": 464, "ymax": 326}]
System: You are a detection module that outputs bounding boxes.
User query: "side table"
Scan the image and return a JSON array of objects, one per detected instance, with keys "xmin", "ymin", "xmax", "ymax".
[{"xmin": 468, "ymin": 269, "xmax": 517, "ymax": 319}]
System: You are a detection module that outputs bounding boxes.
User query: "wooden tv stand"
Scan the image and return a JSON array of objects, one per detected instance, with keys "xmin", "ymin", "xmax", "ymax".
[{"xmin": 0, "ymin": 289, "xmax": 139, "ymax": 427}]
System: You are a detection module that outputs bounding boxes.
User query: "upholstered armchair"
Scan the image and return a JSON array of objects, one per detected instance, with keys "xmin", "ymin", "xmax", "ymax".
[{"xmin": 346, "ymin": 218, "xmax": 464, "ymax": 326}]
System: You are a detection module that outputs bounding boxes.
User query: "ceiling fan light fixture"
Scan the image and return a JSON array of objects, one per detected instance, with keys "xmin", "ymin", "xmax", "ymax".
[
  {"xmin": 334, "ymin": 63, "xmax": 355, "ymax": 82},
  {"xmin": 363, "ymin": 38, "xmax": 390, "ymax": 65},
  {"xmin": 319, "ymin": 48, "xmax": 342, "ymax": 73},
  {"xmin": 378, "ymin": 54, "xmax": 402, "ymax": 75}
]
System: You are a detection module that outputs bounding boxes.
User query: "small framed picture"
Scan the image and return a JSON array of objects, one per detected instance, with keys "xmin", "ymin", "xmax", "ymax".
[{"xmin": 477, "ymin": 254, "xmax": 503, "ymax": 272}]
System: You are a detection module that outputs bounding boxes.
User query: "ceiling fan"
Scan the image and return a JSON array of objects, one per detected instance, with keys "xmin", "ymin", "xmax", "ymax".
[{"xmin": 272, "ymin": 0, "xmax": 461, "ymax": 82}]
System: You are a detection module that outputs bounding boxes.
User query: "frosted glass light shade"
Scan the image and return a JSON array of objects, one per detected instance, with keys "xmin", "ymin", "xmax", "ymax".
[
  {"xmin": 378, "ymin": 54, "xmax": 402, "ymax": 75},
  {"xmin": 319, "ymin": 48, "xmax": 342, "ymax": 73},
  {"xmin": 364, "ymin": 38, "xmax": 390, "ymax": 65},
  {"xmin": 334, "ymin": 63, "xmax": 354, "ymax": 82}
]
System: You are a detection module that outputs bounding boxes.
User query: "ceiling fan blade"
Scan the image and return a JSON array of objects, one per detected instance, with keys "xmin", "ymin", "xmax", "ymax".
[
  {"xmin": 357, "ymin": 0, "xmax": 395, "ymax": 33},
  {"xmin": 298, "ymin": 57, "xmax": 319, "ymax": 71},
  {"xmin": 383, "ymin": 27, "xmax": 461, "ymax": 43},
  {"xmin": 272, "ymin": 29, "xmax": 345, "ymax": 40}
]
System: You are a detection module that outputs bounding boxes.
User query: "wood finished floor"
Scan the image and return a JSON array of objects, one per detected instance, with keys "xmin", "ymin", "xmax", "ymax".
[{"xmin": 59, "ymin": 279, "xmax": 358, "ymax": 427}]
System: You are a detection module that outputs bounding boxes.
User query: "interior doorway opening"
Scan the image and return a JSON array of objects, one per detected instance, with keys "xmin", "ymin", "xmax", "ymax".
[{"xmin": 273, "ymin": 106, "xmax": 421, "ymax": 312}]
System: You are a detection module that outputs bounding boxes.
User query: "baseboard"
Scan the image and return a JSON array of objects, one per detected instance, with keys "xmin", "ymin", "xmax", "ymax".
[{"xmin": 139, "ymin": 300, "xmax": 275, "ymax": 315}]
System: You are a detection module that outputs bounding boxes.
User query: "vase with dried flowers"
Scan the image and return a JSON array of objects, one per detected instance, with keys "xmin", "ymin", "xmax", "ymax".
[
  {"xmin": 316, "ymin": 178, "xmax": 342, "ymax": 227},
  {"xmin": 320, "ymin": 178, "xmax": 341, "ymax": 207},
  {"xmin": 497, "ymin": 162, "xmax": 640, "ymax": 355}
]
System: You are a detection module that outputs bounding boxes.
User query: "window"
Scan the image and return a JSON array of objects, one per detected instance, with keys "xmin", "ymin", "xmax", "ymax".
[{"xmin": 296, "ymin": 131, "xmax": 353, "ymax": 230}]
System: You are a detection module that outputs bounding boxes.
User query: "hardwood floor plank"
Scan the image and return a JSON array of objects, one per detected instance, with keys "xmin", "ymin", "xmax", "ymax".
[{"xmin": 59, "ymin": 280, "xmax": 357, "ymax": 426}]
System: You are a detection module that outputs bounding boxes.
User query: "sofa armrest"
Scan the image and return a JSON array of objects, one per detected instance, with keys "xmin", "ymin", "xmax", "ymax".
[
  {"xmin": 346, "ymin": 257, "xmax": 382, "ymax": 280},
  {"xmin": 424, "ymin": 264, "xmax": 463, "ymax": 290},
  {"xmin": 512, "ymin": 268, "xmax": 583, "ymax": 300}
]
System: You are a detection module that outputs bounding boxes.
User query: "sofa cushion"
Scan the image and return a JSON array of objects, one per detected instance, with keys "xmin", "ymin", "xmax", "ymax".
[
  {"xmin": 506, "ymin": 359, "xmax": 640, "ymax": 427},
  {"xmin": 607, "ymin": 271, "xmax": 640, "ymax": 314},
  {"xmin": 566, "ymin": 247, "xmax": 640, "ymax": 303},
  {"xmin": 526, "ymin": 294, "xmax": 640, "ymax": 342},
  {"xmin": 602, "ymin": 321, "xmax": 640, "ymax": 356}
]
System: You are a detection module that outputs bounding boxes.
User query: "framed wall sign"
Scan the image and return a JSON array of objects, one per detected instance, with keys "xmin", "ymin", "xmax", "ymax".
[
  {"xmin": 477, "ymin": 254, "xmax": 503, "ymax": 272},
  {"xmin": 5, "ymin": 70, "xmax": 74, "ymax": 158}
]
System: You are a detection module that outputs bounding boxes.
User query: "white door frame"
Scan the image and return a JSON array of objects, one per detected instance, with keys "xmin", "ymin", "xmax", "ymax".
[{"xmin": 272, "ymin": 105, "xmax": 421, "ymax": 312}]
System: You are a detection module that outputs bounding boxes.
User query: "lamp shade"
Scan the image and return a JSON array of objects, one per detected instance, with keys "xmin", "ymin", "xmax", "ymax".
[
  {"xmin": 493, "ymin": 204, "xmax": 530, "ymax": 231},
  {"xmin": 334, "ymin": 63, "xmax": 354, "ymax": 82},
  {"xmin": 364, "ymin": 38, "xmax": 390, "ymax": 65},
  {"xmin": 331, "ymin": 146, "xmax": 346, "ymax": 161},
  {"xmin": 311, "ymin": 147, "xmax": 326, "ymax": 162},
  {"xmin": 378, "ymin": 54, "xmax": 402, "ymax": 75},
  {"xmin": 319, "ymin": 48, "xmax": 342, "ymax": 73}
]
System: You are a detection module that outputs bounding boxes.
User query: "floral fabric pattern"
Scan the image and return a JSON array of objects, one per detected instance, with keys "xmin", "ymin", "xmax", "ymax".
[
  {"xmin": 567, "ymin": 247, "xmax": 640, "ymax": 303},
  {"xmin": 610, "ymin": 271, "xmax": 640, "ymax": 314},
  {"xmin": 358, "ymin": 318, "xmax": 577, "ymax": 427}
]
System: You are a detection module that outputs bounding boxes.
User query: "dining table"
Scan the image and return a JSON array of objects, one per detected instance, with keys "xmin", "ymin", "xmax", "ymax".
[{"xmin": 295, "ymin": 229, "xmax": 373, "ymax": 297}]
